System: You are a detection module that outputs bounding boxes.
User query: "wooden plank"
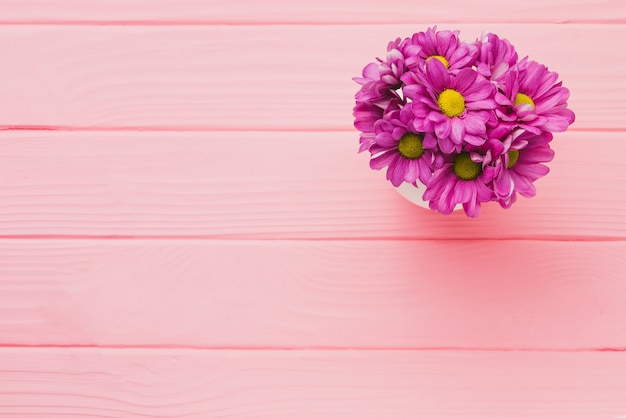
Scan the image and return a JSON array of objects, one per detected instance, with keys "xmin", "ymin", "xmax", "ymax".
[
  {"xmin": 1, "ymin": 347, "xmax": 626, "ymax": 417},
  {"xmin": 1, "ymin": 239, "xmax": 625, "ymax": 348},
  {"xmin": 0, "ymin": 130, "xmax": 623, "ymax": 239},
  {"xmin": 0, "ymin": 24, "xmax": 617, "ymax": 130},
  {"xmin": 0, "ymin": 0, "xmax": 622, "ymax": 24}
]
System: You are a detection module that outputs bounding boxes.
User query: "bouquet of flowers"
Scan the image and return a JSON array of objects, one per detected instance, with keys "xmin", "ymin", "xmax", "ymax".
[{"xmin": 353, "ymin": 27, "xmax": 575, "ymax": 217}]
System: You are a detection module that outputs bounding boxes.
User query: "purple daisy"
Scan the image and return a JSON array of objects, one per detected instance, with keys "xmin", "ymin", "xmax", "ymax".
[
  {"xmin": 405, "ymin": 58, "xmax": 497, "ymax": 153},
  {"xmin": 474, "ymin": 32, "xmax": 518, "ymax": 82},
  {"xmin": 353, "ymin": 62, "xmax": 403, "ymax": 153},
  {"xmin": 423, "ymin": 150, "xmax": 496, "ymax": 218},
  {"xmin": 493, "ymin": 130, "xmax": 555, "ymax": 208},
  {"xmin": 353, "ymin": 27, "xmax": 574, "ymax": 217},
  {"xmin": 496, "ymin": 58, "xmax": 575, "ymax": 134},
  {"xmin": 353, "ymin": 101, "xmax": 383, "ymax": 153},
  {"xmin": 400, "ymin": 26, "xmax": 477, "ymax": 72},
  {"xmin": 369, "ymin": 107, "xmax": 439, "ymax": 187},
  {"xmin": 353, "ymin": 62, "xmax": 396, "ymax": 104},
  {"xmin": 377, "ymin": 37, "xmax": 409, "ymax": 88},
  {"xmin": 475, "ymin": 124, "xmax": 516, "ymax": 171}
]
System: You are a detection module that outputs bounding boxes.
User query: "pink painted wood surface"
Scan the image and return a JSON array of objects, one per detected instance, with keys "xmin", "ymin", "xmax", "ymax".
[
  {"xmin": 1, "ymin": 240, "xmax": 624, "ymax": 349},
  {"xmin": 0, "ymin": 130, "xmax": 622, "ymax": 239},
  {"xmin": 0, "ymin": 0, "xmax": 622, "ymax": 23},
  {"xmin": 0, "ymin": 0, "xmax": 623, "ymax": 415},
  {"xmin": 2, "ymin": 348, "xmax": 626, "ymax": 418},
  {"xmin": 0, "ymin": 24, "xmax": 619, "ymax": 130}
]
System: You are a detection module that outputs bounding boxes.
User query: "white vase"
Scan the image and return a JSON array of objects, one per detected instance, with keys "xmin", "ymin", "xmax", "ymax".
[
  {"xmin": 394, "ymin": 181, "xmax": 431, "ymax": 209},
  {"xmin": 393, "ymin": 181, "xmax": 462, "ymax": 212}
]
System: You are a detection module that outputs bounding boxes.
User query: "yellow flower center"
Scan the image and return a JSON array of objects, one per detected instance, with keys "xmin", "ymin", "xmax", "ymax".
[
  {"xmin": 397, "ymin": 132, "xmax": 424, "ymax": 159},
  {"xmin": 438, "ymin": 89, "xmax": 465, "ymax": 118},
  {"xmin": 453, "ymin": 152, "xmax": 481, "ymax": 180},
  {"xmin": 514, "ymin": 93, "xmax": 535, "ymax": 109},
  {"xmin": 427, "ymin": 55, "xmax": 449, "ymax": 69},
  {"xmin": 507, "ymin": 150, "xmax": 520, "ymax": 169}
]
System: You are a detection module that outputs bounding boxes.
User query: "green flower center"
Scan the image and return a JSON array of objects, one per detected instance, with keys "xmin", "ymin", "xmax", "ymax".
[
  {"xmin": 397, "ymin": 132, "xmax": 424, "ymax": 159},
  {"xmin": 507, "ymin": 150, "xmax": 520, "ymax": 169},
  {"xmin": 514, "ymin": 93, "xmax": 535, "ymax": 109},
  {"xmin": 438, "ymin": 89, "xmax": 465, "ymax": 118},
  {"xmin": 453, "ymin": 152, "xmax": 481, "ymax": 180},
  {"xmin": 427, "ymin": 55, "xmax": 449, "ymax": 69}
]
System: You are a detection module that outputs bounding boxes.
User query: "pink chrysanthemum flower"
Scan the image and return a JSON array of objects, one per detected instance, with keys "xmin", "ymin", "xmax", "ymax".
[
  {"xmin": 369, "ymin": 107, "xmax": 439, "ymax": 187},
  {"xmin": 493, "ymin": 130, "xmax": 555, "ymax": 208},
  {"xmin": 496, "ymin": 58, "xmax": 575, "ymax": 134},
  {"xmin": 352, "ymin": 27, "xmax": 575, "ymax": 217},
  {"xmin": 476, "ymin": 123, "xmax": 516, "ymax": 169},
  {"xmin": 405, "ymin": 58, "xmax": 497, "ymax": 153},
  {"xmin": 353, "ymin": 101, "xmax": 383, "ymax": 153},
  {"xmin": 377, "ymin": 38, "xmax": 408, "ymax": 88},
  {"xmin": 475, "ymin": 32, "xmax": 518, "ymax": 82},
  {"xmin": 353, "ymin": 62, "xmax": 403, "ymax": 152},
  {"xmin": 353, "ymin": 62, "xmax": 396, "ymax": 104},
  {"xmin": 400, "ymin": 26, "xmax": 477, "ymax": 72},
  {"xmin": 423, "ymin": 150, "xmax": 496, "ymax": 218}
]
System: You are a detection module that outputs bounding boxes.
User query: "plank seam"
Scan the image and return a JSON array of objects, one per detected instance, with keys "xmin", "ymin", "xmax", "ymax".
[
  {"xmin": 0, "ymin": 344, "xmax": 625, "ymax": 352},
  {"xmin": 0, "ymin": 20, "xmax": 624, "ymax": 26},
  {"xmin": 0, "ymin": 125, "xmax": 352, "ymax": 133},
  {"xmin": 0, "ymin": 236, "xmax": 624, "ymax": 242},
  {"xmin": 1, "ymin": 126, "xmax": 625, "ymax": 133}
]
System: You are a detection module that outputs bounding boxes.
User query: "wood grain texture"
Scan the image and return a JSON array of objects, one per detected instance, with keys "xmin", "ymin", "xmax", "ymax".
[
  {"xmin": 0, "ymin": 0, "xmax": 623, "ymax": 415},
  {"xmin": 0, "ymin": 24, "xmax": 618, "ymax": 130},
  {"xmin": 1, "ymin": 239, "xmax": 624, "ymax": 349},
  {"xmin": 0, "ymin": 0, "xmax": 623, "ymax": 23},
  {"xmin": 0, "ymin": 130, "xmax": 623, "ymax": 239},
  {"xmin": 1, "ymin": 347, "xmax": 626, "ymax": 418}
]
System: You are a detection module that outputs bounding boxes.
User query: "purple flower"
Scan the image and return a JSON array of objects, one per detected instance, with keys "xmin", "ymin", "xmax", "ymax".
[
  {"xmin": 352, "ymin": 27, "xmax": 575, "ymax": 217},
  {"xmin": 369, "ymin": 107, "xmax": 439, "ymax": 187},
  {"xmin": 353, "ymin": 101, "xmax": 383, "ymax": 153},
  {"xmin": 353, "ymin": 62, "xmax": 396, "ymax": 104},
  {"xmin": 475, "ymin": 32, "xmax": 518, "ymax": 82},
  {"xmin": 377, "ymin": 38, "xmax": 408, "ymax": 88},
  {"xmin": 423, "ymin": 151, "xmax": 496, "ymax": 218},
  {"xmin": 493, "ymin": 130, "xmax": 555, "ymax": 208},
  {"xmin": 405, "ymin": 58, "xmax": 497, "ymax": 153},
  {"xmin": 496, "ymin": 58, "xmax": 575, "ymax": 134},
  {"xmin": 353, "ymin": 62, "xmax": 403, "ymax": 153},
  {"xmin": 400, "ymin": 26, "xmax": 477, "ymax": 72}
]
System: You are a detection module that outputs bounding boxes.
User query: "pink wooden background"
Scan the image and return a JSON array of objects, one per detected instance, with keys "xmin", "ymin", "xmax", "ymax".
[{"xmin": 1, "ymin": 1, "xmax": 625, "ymax": 417}]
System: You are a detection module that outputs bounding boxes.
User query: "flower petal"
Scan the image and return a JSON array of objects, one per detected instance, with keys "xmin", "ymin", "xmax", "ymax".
[
  {"xmin": 425, "ymin": 58, "xmax": 448, "ymax": 92},
  {"xmin": 450, "ymin": 117, "xmax": 465, "ymax": 143},
  {"xmin": 435, "ymin": 117, "xmax": 452, "ymax": 139},
  {"xmin": 369, "ymin": 150, "xmax": 396, "ymax": 170}
]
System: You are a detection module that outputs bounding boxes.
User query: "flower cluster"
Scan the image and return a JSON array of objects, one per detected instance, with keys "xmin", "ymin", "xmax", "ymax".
[{"xmin": 353, "ymin": 27, "xmax": 575, "ymax": 217}]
